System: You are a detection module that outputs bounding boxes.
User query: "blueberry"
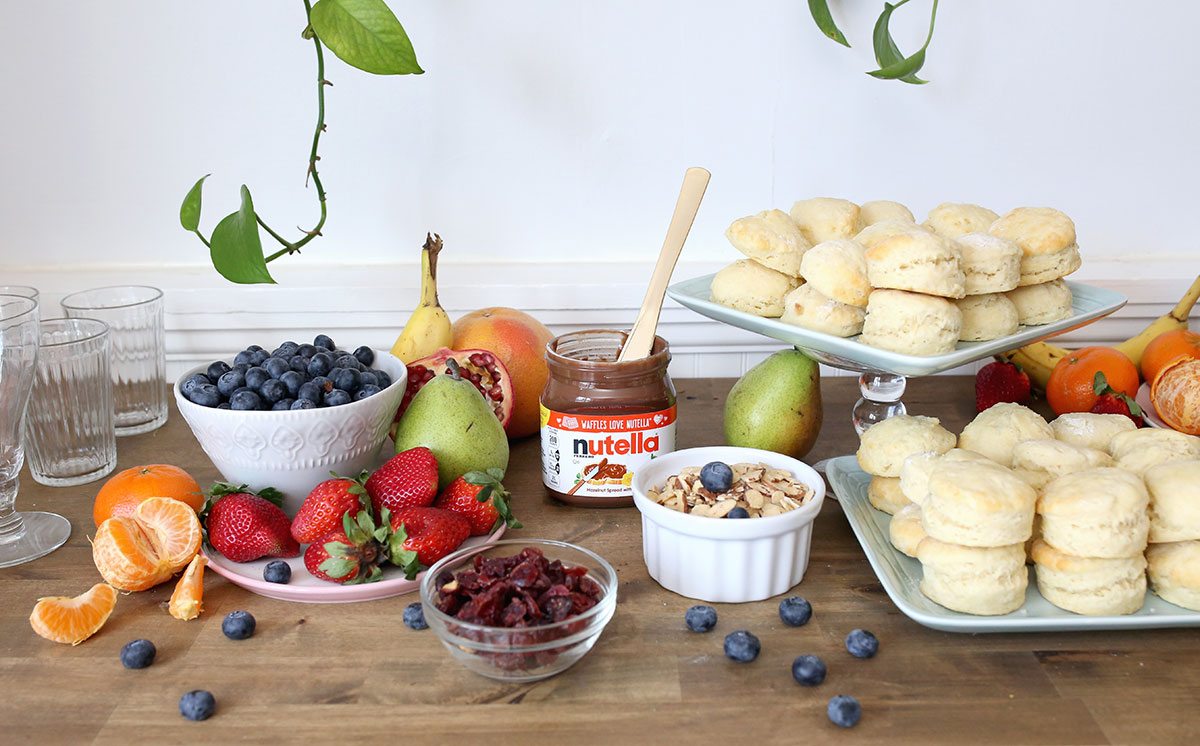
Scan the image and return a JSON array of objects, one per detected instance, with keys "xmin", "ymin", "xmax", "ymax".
[
  {"xmin": 271, "ymin": 398, "xmax": 296, "ymax": 411},
  {"xmin": 685, "ymin": 604, "xmax": 718, "ymax": 633},
  {"xmin": 263, "ymin": 560, "xmax": 291, "ymax": 584},
  {"xmin": 279, "ymin": 370, "xmax": 305, "ymax": 397},
  {"xmin": 290, "ymin": 399, "xmax": 317, "ymax": 410},
  {"xmin": 699, "ymin": 462, "xmax": 734, "ymax": 493},
  {"xmin": 289, "ymin": 355, "xmax": 310, "ymax": 374},
  {"xmin": 246, "ymin": 344, "xmax": 263, "ymax": 352},
  {"xmin": 310, "ymin": 375, "xmax": 333, "ymax": 393},
  {"xmin": 222, "ymin": 610, "xmax": 256, "ymax": 640},
  {"xmin": 332, "ymin": 367, "xmax": 360, "ymax": 393},
  {"xmin": 779, "ymin": 596, "xmax": 812, "ymax": 627},
  {"xmin": 206, "ymin": 361, "xmax": 232, "ymax": 380},
  {"xmin": 249, "ymin": 349, "xmax": 270, "ymax": 366},
  {"xmin": 402, "ymin": 602, "xmax": 428, "ymax": 630},
  {"xmin": 792, "ymin": 654, "xmax": 826, "ymax": 686},
  {"xmin": 120, "ymin": 639, "xmax": 156, "ymax": 669},
  {"xmin": 307, "ymin": 352, "xmax": 333, "ymax": 377},
  {"xmin": 723, "ymin": 630, "xmax": 760, "ymax": 663},
  {"xmin": 358, "ymin": 370, "xmax": 379, "ymax": 388},
  {"xmin": 375, "ymin": 370, "xmax": 392, "ymax": 389},
  {"xmin": 354, "ymin": 385, "xmax": 382, "ymax": 401},
  {"xmin": 297, "ymin": 343, "xmax": 318, "ymax": 358},
  {"xmin": 324, "ymin": 389, "xmax": 352, "ymax": 407},
  {"xmin": 217, "ymin": 402, "xmax": 231, "ymax": 410},
  {"xmin": 245, "ymin": 366, "xmax": 270, "ymax": 390},
  {"xmin": 845, "ymin": 629, "xmax": 878, "ymax": 659},
  {"xmin": 297, "ymin": 381, "xmax": 323, "ymax": 404},
  {"xmin": 264, "ymin": 357, "xmax": 291, "ymax": 380},
  {"xmin": 179, "ymin": 690, "xmax": 216, "ymax": 721},
  {"xmin": 273, "ymin": 341, "xmax": 299, "ymax": 358},
  {"xmin": 231, "ymin": 386, "xmax": 254, "ymax": 398},
  {"xmin": 216, "ymin": 369, "xmax": 246, "ymax": 397},
  {"xmin": 230, "ymin": 390, "xmax": 262, "ymax": 411},
  {"xmin": 182, "ymin": 373, "xmax": 210, "ymax": 393},
  {"xmin": 314, "ymin": 334, "xmax": 336, "ymax": 350},
  {"xmin": 231, "ymin": 363, "xmax": 250, "ymax": 374},
  {"xmin": 187, "ymin": 383, "xmax": 221, "ymax": 407},
  {"xmin": 353, "ymin": 346, "xmax": 375, "ymax": 366},
  {"xmin": 259, "ymin": 378, "xmax": 287, "ymax": 404},
  {"xmin": 827, "ymin": 695, "xmax": 862, "ymax": 728},
  {"xmin": 727, "ymin": 507, "xmax": 750, "ymax": 519},
  {"xmin": 233, "ymin": 350, "xmax": 254, "ymax": 367},
  {"xmin": 333, "ymin": 354, "xmax": 360, "ymax": 371}
]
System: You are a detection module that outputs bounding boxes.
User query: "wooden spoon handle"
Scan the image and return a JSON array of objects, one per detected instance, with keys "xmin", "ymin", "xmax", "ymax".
[{"xmin": 619, "ymin": 166, "xmax": 711, "ymax": 362}]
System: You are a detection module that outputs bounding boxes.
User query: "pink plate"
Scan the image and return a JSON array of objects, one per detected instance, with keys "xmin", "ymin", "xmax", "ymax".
[{"xmin": 204, "ymin": 525, "xmax": 507, "ymax": 604}]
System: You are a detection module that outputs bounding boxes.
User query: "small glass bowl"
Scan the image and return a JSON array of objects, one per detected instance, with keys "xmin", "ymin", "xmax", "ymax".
[{"xmin": 418, "ymin": 539, "xmax": 618, "ymax": 682}]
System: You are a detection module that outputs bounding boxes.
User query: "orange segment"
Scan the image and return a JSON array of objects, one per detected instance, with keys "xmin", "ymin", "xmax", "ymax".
[
  {"xmin": 92, "ymin": 516, "xmax": 173, "ymax": 591},
  {"xmin": 169, "ymin": 554, "xmax": 207, "ymax": 621},
  {"xmin": 93, "ymin": 464, "xmax": 203, "ymax": 526},
  {"xmin": 30, "ymin": 583, "xmax": 117, "ymax": 645},
  {"xmin": 134, "ymin": 497, "xmax": 202, "ymax": 570}
]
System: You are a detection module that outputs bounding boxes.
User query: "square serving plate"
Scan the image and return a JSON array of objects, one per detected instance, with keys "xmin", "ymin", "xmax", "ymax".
[
  {"xmin": 825, "ymin": 455, "xmax": 1200, "ymax": 633},
  {"xmin": 666, "ymin": 276, "xmax": 1126, "ymax": 376}
]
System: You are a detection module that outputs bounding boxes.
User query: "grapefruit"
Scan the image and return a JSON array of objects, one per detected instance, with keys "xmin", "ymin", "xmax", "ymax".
[{"xmin": 452, "ymin": 308, "xmax": 553, "ymax": 438}]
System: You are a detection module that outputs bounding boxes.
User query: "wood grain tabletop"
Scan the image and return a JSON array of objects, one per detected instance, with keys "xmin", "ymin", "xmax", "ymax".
[{"xmin": 1, "ymin": 377, "xmax": 1195, "ymax": 745}]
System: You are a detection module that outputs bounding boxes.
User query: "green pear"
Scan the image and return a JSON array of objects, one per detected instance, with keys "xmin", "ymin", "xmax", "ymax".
[
  {"xmin": 724, "ymin": 349, "xmax": 822, "ymax": 458},
  {"xmin": 393, "ymin": 360, "xmax": 510, "ymax": 487}
]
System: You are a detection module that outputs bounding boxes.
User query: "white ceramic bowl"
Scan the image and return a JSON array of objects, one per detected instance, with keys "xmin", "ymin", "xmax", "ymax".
[
  {"xmin": 173, "ymin": 349, "xmax": 407, "ymax": 514},
  {"xmin": 632, "ymin": 446, "xmax": 826, "ymax": 603}
]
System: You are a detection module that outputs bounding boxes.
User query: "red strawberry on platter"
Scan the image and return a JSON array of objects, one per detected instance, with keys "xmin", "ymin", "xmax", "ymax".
[
  {"xmin": 976, "ymin": 361, "xmax": 1032, "ymax": 412},
  {"xmin": 303, "ymin": 510, "xmax": 391, "ymax": 584},
  {"xmin": 291, "ymin": 474, "xmax": 369, "ymax": 544},
  {"xmin": 204, "ymin": 483, "xmax": 299, "ymax": 563},
  {"xmin": 385, "ymin": 506, "xmax": 471, "ymax": 578},
  {"xmin": 365, "ymin": 447, "xmax": 439, "ymax": 517},
  {"xmin": 434, "ymin": 468, "xmax": 522, "ymax": 536},
  {"xmin": 1090, "ymin": 371, "xmax": 1146, "ymax": 427}
]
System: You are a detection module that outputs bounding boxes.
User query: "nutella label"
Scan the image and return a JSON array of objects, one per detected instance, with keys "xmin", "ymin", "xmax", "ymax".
[{"xmin": 540, "ymin": 405, "xmax": 676, "ymax": 499}]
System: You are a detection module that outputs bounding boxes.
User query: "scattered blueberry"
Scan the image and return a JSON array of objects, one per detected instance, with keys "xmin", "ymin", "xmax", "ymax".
[
  {"xmin": 727, "ymin": 507, "xmax": 750, "ymax": 519},
  {"xmin": 290, "ymin": 399, "xmax": 317, "ymax": 410},
  {"xmin": 699, "ymin": 462, "xmax": 734, "ymax": 493},
  {"xmin": 845, "ymin": 629, "xmax": 878, "ymax": 659},
  {"xmin": 188, "ymin": 383, "xmax": 221, "ymax": 407},
  {"xmin": 263, "ymin": 356, "xmax": 290, "ymax": 379},
  {"xmin": 179, "ymin": 690, "xmax": 216, "ymax": 721},
  {"xmin": 827, "ymin": 695, "xmax": 862, "ymax": 728},
  {"xmin": 216, "ymin": 369, "xmax": 246, "ymax": 397},
  {"xmin": 120, "ymin": 639, "xmax": 157, "ymax": 669},
  {"xmin": 259, "ymin": 379, "xmax": 287, "ymax": 404},
  {"xmin": 263, "ymin": 560, "xmax": 291, "ymax": 584},
  {"xmin": 297, "ymin": 381, "xmax": 323, "ymax": 404},
  {"xmin": 354, "ymin": 384, "xmax": 382, "ymax": 401},
  {"xmin": 314, "ymin": 334, "xmax": 336, "ymax": 350},
  {"xmin": 685, "ymin": 605, "xmax": 718, "ymax": 633},
  {"xmin": 324, "ymin": 389, "xmax": 352, "ymax": 407},
  {"xmin": 332, "ymin": 367, "xmax": 360, "ymax": 392},
  {"xmin": 402, "ymin": 602, "xmax": 428, "ymax": 630},
  {"xmin": 279, "ymin": 370, "xmax": 305, "ymax": 397},
  {"xmin": 779, "ymin": 596, "xmax": 812, "ymax": 627},
  {"xmin": 307, "ymin": 352, "xmax": 333, "ymax": 378},
  {"xmin": 229, "ymin": 390, "xmax": 262, "ymax": 411},
  {"xmin": 297, "ymin": 343, "xmax": 318, "ymax": 357},
  {"xmin": 353, "ymin": 346, "xmax": 374, "ymax": 366},
  {"xmin": 206, "ymin": 361, "xmax": 231, "ymax": 380},
  {"xmin": 271, "ymin": 398, "xmax": 296, "ymax": 411},
  {"xmin": 182, "ymin": 373, "xmax": 210, "ymax": 393},
  {"xmin": 244, "ymin": 366, "xmax": 270, "ymax": 391},
  {"xmin": 222, "ymin": 610, "xmax": 256, "ymax": 640},
  {"xmin": 723, "ymin": 630, "xmax": 760, "ymax": 663},
  {"xmin": 249, "ymin": 349, "xmax": 270, "ymax": 366},
  {"xmin": 233, "ymin": 350, "xmax": 254, "ymax": 367},
  {"xmin": 792, "ymin": 655, "xmax": 826, "ymax": 686}
]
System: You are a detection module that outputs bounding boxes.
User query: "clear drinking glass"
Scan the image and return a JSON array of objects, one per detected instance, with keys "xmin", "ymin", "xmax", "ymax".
[
  {"xmin": 61, "ymin": 285, "xmax": 167, "ymax": 436},
  {"xmin": 25, "ymin": 318, "xmax": 117, "ymax": 486},
  {"xmin": 0, "ymin": 294, "xmax": 72, "ymax": 568},
  {"xmin": 0, "ymin": 286, "xmax": 39, "ymax": 302}
]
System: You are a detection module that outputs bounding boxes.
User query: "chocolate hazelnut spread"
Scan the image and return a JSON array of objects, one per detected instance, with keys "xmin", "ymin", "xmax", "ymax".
[{"xmin": 540, "ymin": 330, "xmax": 676, "ymax": 507}]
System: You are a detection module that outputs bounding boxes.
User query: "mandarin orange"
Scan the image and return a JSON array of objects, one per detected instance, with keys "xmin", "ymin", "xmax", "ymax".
[
  {"xmin": 1141, "ymin": 329, "xmax": 1200, "ymax": 386},
  {"xmin": 1046, "ymin": 346, "xmax": 1140, "ymax": 415},
  {"xmin": 29, "ymin": 583, "xmax": 117, "ymax": 645},
  {"xmin": 92, "ymin": 498, "xmax": 202, "ymax": 592},
  {"xmin": 93, "ymin": 464, "xmax": 203, "ymax": 526},
  {"xmin": 1150, "ymin": 358, "xmax": 1200, "ymax": 435},
  {"xmin": 169, "ymin": 554, "xmax": 207, "ymax": 621}
]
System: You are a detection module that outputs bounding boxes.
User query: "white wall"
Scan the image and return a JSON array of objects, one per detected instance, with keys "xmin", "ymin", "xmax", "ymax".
[{"xmin": 2, "ymin": 1, "xmax": 1198, "ymax": 377}]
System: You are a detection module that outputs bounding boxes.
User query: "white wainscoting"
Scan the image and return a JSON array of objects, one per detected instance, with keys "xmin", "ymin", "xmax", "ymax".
[{"xmin": 3, "ymin": 258, "xmax": 1194, "ymax": 381}]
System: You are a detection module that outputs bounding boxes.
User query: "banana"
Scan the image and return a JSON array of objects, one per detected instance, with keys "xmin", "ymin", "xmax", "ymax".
[
  {"xmin": 391, "ymin": 233, "xmax": 453, "ymax": 363},
  {"xmin": 995, "ymin": 341, "xmax": 1068, "ymax": 391}
]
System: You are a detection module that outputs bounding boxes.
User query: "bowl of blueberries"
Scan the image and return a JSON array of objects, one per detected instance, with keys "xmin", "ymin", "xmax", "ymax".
[{"xmin": 174, "ymin": 335, "xmax": 407, "ymax": 513}]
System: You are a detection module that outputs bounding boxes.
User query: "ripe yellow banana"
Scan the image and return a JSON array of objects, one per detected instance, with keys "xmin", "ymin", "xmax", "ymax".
[{"xmin": 391, "ymin": 233, "xmax": 453, "ymax": 363}]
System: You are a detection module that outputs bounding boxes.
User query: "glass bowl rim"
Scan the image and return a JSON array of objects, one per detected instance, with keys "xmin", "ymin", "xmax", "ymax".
[{"xmin": 60, "ymin": 284, "xmax": 163, "ymax": 311}]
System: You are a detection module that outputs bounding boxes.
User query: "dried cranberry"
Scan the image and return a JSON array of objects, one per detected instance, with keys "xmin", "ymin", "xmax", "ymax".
[{"xmin": 545, "ymin": 595, "xmax": 573, "ymax": 622}]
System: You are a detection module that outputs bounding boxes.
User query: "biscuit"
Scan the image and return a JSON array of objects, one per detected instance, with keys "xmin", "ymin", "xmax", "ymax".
[
  {"xmin": 709, "ymin": 259, "xmax": 800, "ymax": 317},
  {"xmin": 955, "ymin": 293, "xmax": 1019, "ymax": 341},
  {"xmin": 1050, "ymin": 412, "xmax": 1137, "ymax": 451},
  {"xmin": 1030, "ymin": 539, "xmax": 1147, "ymax": 616},
  {"xmin": 917, "ymin": 538, "xmax": 1028, "ymax": 615},
  {"xmin": 923, "ymin": 460, "xmax": 1037, "ymax": 547},
  {"xmin": 1010, "ymin": 439, "xmax": 1113, "ymax": 491},
  {"xmin": 889, "ymin": 503, "xmax": 926, "ymax": 557},
  {"xmin": 900, "ymin": 448, "xmax": 995, "ymax": 506},
  {"xmin": 789, "ymin": 198, "xmax": 862, "ymax": 245},
  {"xmin": 860, "ymin": 200, "xmax": 914, "ymax": 226},
  {"xmin": 855, "ymin": 414, "xmax": 956, "ymax": 477},
  {"xmin": 778, "ymin": 284, "xmax": 865, "ymax": 337},
  {"xmin": 1108, "ymin": 428, "xmax": 1200, "ymax": 475},
  {"xmin": 958, "ymin": 403, "xmax": 1054, "ymax": 467},
  {"xmin": 854, "ymin": 220, "xmax": 926, "ymax": 250},
  {"xmin": 1037, "ymin": 467, "xmax": 1150, "ymax": 558},
  {"xmin": 860, "ymin": 289, "xmax": 962, "ymax": 356},
  {"xmin": 1006, "ymin": 280, "xmax": 1073, "ymax": 325},
  {"xmin": 1143, "ymin": 459, "xmax": 1200, "ymax": 543},
  {"xmin": 923, "ymin": 203, "xmax": 1000, "ymax": 239},
  {"xmin": 724, "ymin": 209, "xmax": 810, "ymax": 278},
  {"xmin": 868, "ymin": 476, "xmax": 910, "ymax": 515},
  {"xmin": 988, "ymin": 207, "xmax": 1082, "ymax": 286},
  {"xmin": 953, "ymin": 232, "xmax": 1021, "ymax": 295},
  {"xmin": 1146, "ymin": 540, "xmax": 1200, "ymax": 611},
  {"xmin": 865, "ymin": 231, "xmax": 966, "ymax": 298},
  {"xmin": 799, "ymin": 239, "xmax": 870, "ymax": 307}
]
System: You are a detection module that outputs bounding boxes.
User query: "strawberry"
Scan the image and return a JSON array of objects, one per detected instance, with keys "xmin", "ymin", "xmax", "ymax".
[
  {"xmin": 365, "ymin": 447, "xmax": 439, "ymax": 517},
  {"xmin": 434, "ymin": 469, "xmax": 522, "ymax": 536},
  {"xmin": 1090, "ymin": 371, "xmax": 1145, "ymax": 427},
  {"xmin": 385, "ymin": 507, "xmax": 471, "ymax": 578},
  {"xmin": 291, "ymin": 474, "xmax": 369, "ymax": 544},
  {"xmin": 303, "ymin": 510, "xmax": 390, "ymax": 584},
  {"xmin": 204, "ymin": 484, "xmax": 299, "ymax": 563},
  {"xmin": 976, "ymin": 361, "xmax": 1032, "ymax": 412}
]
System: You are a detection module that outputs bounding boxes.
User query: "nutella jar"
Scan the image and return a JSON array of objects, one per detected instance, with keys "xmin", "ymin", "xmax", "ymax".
[{"xmin": 540, "ymin": 330, "xmax": 676, "ymax": 508}]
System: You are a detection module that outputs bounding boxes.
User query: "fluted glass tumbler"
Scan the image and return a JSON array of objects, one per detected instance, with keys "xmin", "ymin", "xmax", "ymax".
[
  {"xmin": 0, "ymin": 286, "xmax": 39, "ymax": 302},
  {"xmin": 0, "ymin": 294, "xmax": 71, "ymax": 568},
  {"xmin": 61, "ymin": 286, "xmax": 166, "ymax": 436},
  {"xmin": 26, "ymin": 319, "xmax": 117, "ymax": 486}
]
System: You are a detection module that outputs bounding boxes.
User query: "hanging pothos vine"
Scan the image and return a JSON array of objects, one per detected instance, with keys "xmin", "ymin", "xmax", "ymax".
[{"xmin": 808, "ymin": 0, "xmax": 939, "ymax": 84}]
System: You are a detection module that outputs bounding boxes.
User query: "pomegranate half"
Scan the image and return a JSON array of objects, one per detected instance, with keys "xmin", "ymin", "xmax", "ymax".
[{"xmin": 396, "ymin": 348, "xmax": 514, "ymax": 428}]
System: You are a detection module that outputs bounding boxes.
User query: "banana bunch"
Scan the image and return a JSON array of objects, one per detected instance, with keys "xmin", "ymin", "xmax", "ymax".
[
  {"xmin": 998, "ymin": 274, "xmax": 1200, "ymax": 390},
  {"xmin": 391, "ymin": 233, "xmax": 453, "ymax": 363}
]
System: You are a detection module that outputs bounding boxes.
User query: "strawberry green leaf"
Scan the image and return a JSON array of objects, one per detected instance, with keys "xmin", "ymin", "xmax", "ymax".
[
  {"xmin": 319, "ymin": 556, "xmax": 357, "ymax": 578},
  {"xmin": 1093, "ymin": 370, "xmax": 1111, "ymax": 395}
]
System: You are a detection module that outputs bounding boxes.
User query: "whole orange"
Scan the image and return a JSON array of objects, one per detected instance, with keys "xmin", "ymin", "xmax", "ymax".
[
  {"xmin": 93, "ymin": 464, "xmax": 203, "ymax": 526},
  {"xmin": 1141, "ymin": 329, "xmax": 1200, "ymax": 385},
  {"xmin": 1150, "ymin": 358, "xmax": 1200, "ymax": 435},
  {"xmin": 452, "ymin": 308, "xmax": 554, "ymax": 439},
  {"xmin": 1046, "ymin": 346, "xmax": 1140, "ymax": 415}
]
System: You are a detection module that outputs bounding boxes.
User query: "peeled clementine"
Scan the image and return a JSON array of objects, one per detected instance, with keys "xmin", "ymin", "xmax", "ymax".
[
  {"xmin": 30, "ymin": 583, "xmax": 117, "ymax": 645},
  {"xmin": 92, "ymin": 497, "xmax": 202, "ymax": 592},
  {"xmin": 1151, "ymin": 358, "xmax": 1200, "ymax": 435},
  {"xmin": 1046, "ymin": 346, "xmax": 1140, "ymax": 415},
  {"xmin": 1141, "ymin": 329, "xmax": 1200, "ymax": 386},
  {"xmin": 169, "ymin": 554, "xmax": 207, "ymax": 621},
  {"xmin": 93, "ymin": 464, "xmax": 203, "ymax": 526}
]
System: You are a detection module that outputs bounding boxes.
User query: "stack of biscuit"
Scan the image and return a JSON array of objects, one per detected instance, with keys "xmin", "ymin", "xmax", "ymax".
[
  {"xmin": 854, "ymin": 414, "xmax": 956, "ymax": 517},
  {"xmin": 712, "ymin": 198, "xmax": 1082, "ymax": 356}
]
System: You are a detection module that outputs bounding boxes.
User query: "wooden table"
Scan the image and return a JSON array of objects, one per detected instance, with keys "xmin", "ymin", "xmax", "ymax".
[{"xmin": 2, "ymin": 377, "xmax": 1196, "ymax": 745}]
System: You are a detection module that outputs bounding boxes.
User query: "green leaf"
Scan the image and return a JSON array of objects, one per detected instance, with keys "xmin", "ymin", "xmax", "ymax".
[
  {"xmin": 1093, "ymin": 371, "xmax": 1110, "ymax": 395},
  {"xmin": 310, "ymin": 0, "xmax": 423, "ymax": 75},
  {"xmin": 808, "ymin": 0, "xmax": 850, "ymax": 47},
  {"xmin": 180, "ymin": 175, "xmax": 208, "ymax": 231},
  {"xmin": 866, "ymin": 0, "xmax": 939, "ymax": 82},
  {"xmin": 209, "ymin": 185, "xmax": 275, "ymax": 285},
  {"xmin": 870, "ymin": 3, "xmax": 927, "ymax": 84}
]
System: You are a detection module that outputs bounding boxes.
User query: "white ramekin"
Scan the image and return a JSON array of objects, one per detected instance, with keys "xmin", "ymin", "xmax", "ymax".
[{"xmin": 632, "ymin": 446, "xmax": 826, "ymax": 603}]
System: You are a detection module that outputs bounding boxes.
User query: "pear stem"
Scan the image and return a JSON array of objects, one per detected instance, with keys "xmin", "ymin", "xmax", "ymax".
[{"xmin": 445, "ymin": 358, "xmax": 463, "ymax": 381}]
